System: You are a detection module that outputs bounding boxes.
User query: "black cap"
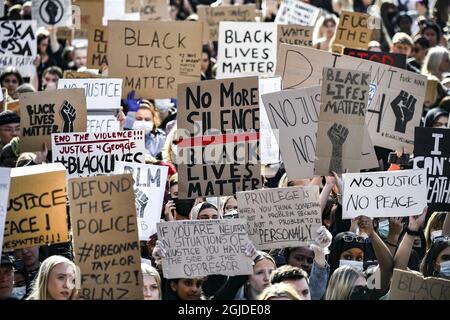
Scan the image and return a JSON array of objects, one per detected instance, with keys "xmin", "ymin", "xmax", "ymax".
[
  {"xmin": 0, "ymin": 254, "xmax": 14, "ymax": 268},
  {"xmin": 0, "ymin": 110, "xmax": 20, "ymax": 126}
]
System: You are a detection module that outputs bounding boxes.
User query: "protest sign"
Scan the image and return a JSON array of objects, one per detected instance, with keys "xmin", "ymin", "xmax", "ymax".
[
  {"xmin": 157, "ymin": 219, "xmax": 253, "ymax": 279},
  {"xmin": 126, "ymin": 0, "xmax": 141, "ymax": 13},
  {"xmin": 391, "ymin": 269, "xmax": 450, "ymax": 300},
  {"xmin": 108, "ymin": 20, "xmax": 202, "ymax": 98},
  {"xmin": 0, "ymin": 1, "xmax": 3, "ymax": 18},
  {"xmin": 344, "ymin": 48, "xmax": 406, "ymax": 69},
  {"xmin": 216, "ymin": 22, "xmax": 277, "ymax": 79},
  {"xmin": 87, "ymin": 25, "xmax": 108, "ymax": 69},
  {"xmin": 0, "ymin": 20, "xmax": 37, "ymax": 77},
  {"xmin": 56, "ymin": 27, "xmax": 73, "ymax": 42},
  {"xmin": 237, "ymin": 185, "xmax": 321, "ymax": 250},
  {"xmin": 57, "ymin": 78, "xmax": 122, "ymax": 110},
  {"xmin": 277, "ymin": 24, "xmax": 314, "ymax": 48},
  {"xmin": 259, "ymin": 77, "xmax": 282, "ymax": 165},
  {"xmin": 140, "ymin": 0, "xmax": 171, "ymax": 21},
  {"xmin": 3, "ymin": 163, "xmax": 69, "ymax": 250},
  {"xmin": 0, "ymin": 168, "xmax": 11, "ymax": 257},
  {"xmin": 74, "ymin": 0, "xmax": 103, "ymax": 31},
  {"xmin": 63, "ymin": 70, "xmax": 102, "ymax": 79},
  {"xmin": 276, "ymin": 44, "xmax": 427, "ymax": 152},
  {"xmin": 197, "ymin": 4, "xmax": 256, "ymax": 42},
  {"xmin": 69, "ymin": 174, "xmax": 143, "ymax": 300},
  {"xmin": 342, "ymin": 169, "xmax": 427, "ymax": 219},
  {"xmin": 19, "ymin": 88, "xmax": 87, "ymax": 152},
  {"xmin": 103, "ymin": 0, "xmax": 140, "ymax": 23},
  {"xmin": 333, "ymin": 11, "xmax": 375, "ymax": 53},
  {"xmin": 87, "ymin": 114, "xmax": 120, "ymax": 133},
  {"xmin": 361, "ymin": 127, "xmax": 379, "ymax": 170},
  {"xmin": 177, "ymin": 76, "xmax": 261, "ymax": 198},
  {"xmin": 314, "ymin": 67, "xmax": 369, "ymax": 175},
  {"xmin": 275, "ymin": 0, "xmax": 320, "ymax": 26},
  {"xmin": 413, "ymin": 127, "xmax": 450, "ymax": 212},
  {"xmin": 32, "ymin": 0, "xmax": 73, "ymax": 28},
  {"xmin": 52, "ymin": 130, "xmax": 145, "ymax": 178},
  {"xmin": 115, "ymin": 162, "xmax": 168, "ymax": 240},
  {"xmin": 262, "ymin": 86, "xmax": 319, "ymax": 179}
]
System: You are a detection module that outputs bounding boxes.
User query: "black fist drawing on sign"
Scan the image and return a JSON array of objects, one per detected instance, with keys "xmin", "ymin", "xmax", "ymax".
[
  {"xmin": 135, "ymin": 189, "xmax": 149, "ymax": 218},
  {"xmin": 60, "ymin": 100, "xmax": 76, "ymax": 132},
  {"xmin": 45, "ymin": 0, "xmax": 59, "ymax": 25},
  {"xmin": 327, "ymin": 123, "xmax": 349, "ymax": 173},
  {"xmin": 390, "ymin": 90, "xmax": 417, "ymax": 133}
]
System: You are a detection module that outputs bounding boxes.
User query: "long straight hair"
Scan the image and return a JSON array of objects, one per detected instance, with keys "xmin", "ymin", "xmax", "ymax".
[{"xmin": 325, "ymin": 265, "xmax": 365, "ymax": 300}]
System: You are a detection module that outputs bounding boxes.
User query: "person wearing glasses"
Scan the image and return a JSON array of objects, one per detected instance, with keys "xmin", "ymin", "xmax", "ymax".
[{"xmin": 0, "ymin": 110, "xmax": 20, "ymax": 150}]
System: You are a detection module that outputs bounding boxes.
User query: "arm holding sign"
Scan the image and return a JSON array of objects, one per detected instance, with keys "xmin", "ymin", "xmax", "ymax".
[
  {"xmin": 48, "ymin": 27, "xmax": 61, "ymax": 54},
  {"xmin": 357, "ymin": 216, "xmax": 393, "ymax": 291},
  {"xmin": 394, "ymin": 207, "xmax": 427, "ymax": 271},
  {"xmin": 124, "ymin": 91, "xmax": 142, "ymax": 129},
  {"xmin": 309, "ymin": 226, "xmax": 331, "ymax": 300},
  {"xmin": 385, "ymin": 217, "xmax": 404, "ymax": 256},
  {"xmin": 320, "ymin": 176, "xmax": 335, "ymax": 213}
]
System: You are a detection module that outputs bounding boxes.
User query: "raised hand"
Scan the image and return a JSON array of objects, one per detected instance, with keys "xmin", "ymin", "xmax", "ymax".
[
  {"xmin": 390, "ymin": 90, "xmax": 417, "ymax": 133},
  {"xmin": 126, "ymin": 90, "xmax": 142, "ymax": 112},
  {"xmin": 408, "ymin": 207, "xmax": 427, "ymax": 232},
  {"xmin": 60, "ymin": 100, "xmax": 76, "ymax": 132},
  {"xmin": 134, "ymin": 188, "xmax": 149, "ymax": 218},
  {"xmin": 327, "ymin": 123, "xmax": 349, "ymax": 173}
]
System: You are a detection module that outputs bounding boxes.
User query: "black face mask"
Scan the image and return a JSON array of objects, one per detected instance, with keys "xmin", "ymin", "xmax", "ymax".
[
  {"xmin": 172, "ymin": 198, "xmax": 195, "ymax": 217},
  {"xmin": 349, "ymin": 286, "xmax": 379, "ymax": 300}
]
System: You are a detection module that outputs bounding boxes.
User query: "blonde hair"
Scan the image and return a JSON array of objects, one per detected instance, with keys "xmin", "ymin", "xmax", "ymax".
[
  {"xmin": 422, "ymin": 46, "xmax": 450, "ymax": 80},
  {"xmin": 325, "ymin": 265, "xmax": 365, "ymax": 300},
  {"xmin": 138, "ymin": 101, "xmax": 161, "ymax": 129},
  {"xmin": 141, "ymin": 263, "xmax": 162, "ymax": 299},
  {"xmin": 259, "ymin": 283, "xmax": 302, "ymax": 300},
  {"xmin": 27, "ymin": 255, "xmax": 78, "ymax": 300},
  {"xmin": 424, "ymin": 211, "xmax": 448, "ymax": 250},
  {"xmin": 162, "ymin": 124, "xmax": 177, "ymax": 164}
]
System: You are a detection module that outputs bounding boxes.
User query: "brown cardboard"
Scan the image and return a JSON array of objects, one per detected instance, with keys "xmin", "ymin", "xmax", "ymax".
[
  {"xmin": 87, "ymin": 25, "xmax": 108, "ymax": 68},
  {"xmin": 277, "ymin": 24, "xmax": 314, "ymax": 48},
  {"xmin": 391, "ymin": 269, "xmax": 450, "ymax": 300},
  {"xmin": 333, "ymin": 11, "xmax": 374, "ymax": 51}
]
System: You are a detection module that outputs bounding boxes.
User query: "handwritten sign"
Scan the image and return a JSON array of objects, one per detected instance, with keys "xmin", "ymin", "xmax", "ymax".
[
  {"xmin": 33, "ymin": 0, "xmax": 73, "ymax": 28},
  {"xmin": 237, "ymin": 186, "xmax": 321, "ymax": 250},
  {"xmin": 217, "ymin": 22, "xmax": 277, "ymax": 79},
  {"xmin": 115, "ymin": 162, "xmax": 168, "ymax": 240},
  {"xmin": 276, "ymin": 44, "xmax": 427, "ymax": 152},
  {"xmin": 108, "ymin": 20, "xmax": 202, "ymax": 99},
  {"xmin": 87, "ymin": 25, "xmax": 108, "ymax": 69},
  {"xmin": 315, "ymin": 67, "xmax": 369, "ymax": 175},
  {"xmin": 177, "ymin": 76, "xmax": 261, "ymax": 198},
  {"xmin": 57, "ymin": 78, "xmax": 122, "ymax": 110},
  {"xmin": 63, "ymin": 70, "xmax": 102, "ymax": 79},
  {"xmin": 333, "ymin": 11, "xmax": 374, "ymax": 53},
  {"xmin": 19, "ymin": 88, "xmax": 87, "ymax": 152},
  {"xmin": 391, "ymin": 269, "xmax": 450, "ymax": 300},
  {"xmin": 344, "ymin": 48, "xmax": 406, "ymax": 69},
  {"xmin": 140, "ymin": 0, "xmax": 171, "ymax": 21},
  {"xmin": 157, "ymin": 219, "xmax": 253, "ymax": 279},
  {"xmin": 413, "ymin": 127, "xmax": 450, "ymax": 212},
  {"xmin": 277, "ymin": 24, "xmax": 313, "ymax": 48},
  {"xmin": 87, "ymin": 114, "xmax": 120, "ymax": 133},
  {"xmin": 0, "ymin": 168, "xmax": 11, "ymax": 257},
  {"xmin": 275, "ymin": 0, "xmax": 320, "ymax": 26},
  {"xmin": 69, "ymin": 174, "xmax": 143, "ymax": 300},
  {"xmin": 342, "ymin": 169, "xmax": 428, "ymax": 219},
  {"xmin": 52, "ymin": 131, "xmax": 145, "ymax": 178},
  {"xmin": 197, "ymin": 4, "xmax": 256, "ymax": 42},
  {"xmin": 0, "ymin": 20, "xmax": 37, "ymax": 77},
  {"xmin": 3, "ymin": 164, "xmax": 69, "ymax": 250}
]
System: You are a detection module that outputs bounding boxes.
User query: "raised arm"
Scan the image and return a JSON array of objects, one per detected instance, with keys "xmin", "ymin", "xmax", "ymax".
[{"xmin": 319, "ymin": 176, "xmax": 335, "ymax": 213}]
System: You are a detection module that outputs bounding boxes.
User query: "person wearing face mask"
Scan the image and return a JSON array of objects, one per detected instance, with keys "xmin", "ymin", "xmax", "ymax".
[
  {"xmin": 325, "ymin": 265, "xmax": 367, "ymax": 300},
  {"xmin": 163, "ymin": 173, "xmax": 196, "ymax": 221},
  {"xmin": 424, "ymin": 212, "xmax": 447, "ymax": 251},
  {"xmin": 124, "ymin": 99, "xmax": 166, "ymax": 159}
]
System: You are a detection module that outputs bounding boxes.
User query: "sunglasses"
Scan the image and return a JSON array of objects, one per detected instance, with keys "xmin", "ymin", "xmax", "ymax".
[{"xmin": 343, "ymin": 235, "xmax": 365, "ymax": 243}]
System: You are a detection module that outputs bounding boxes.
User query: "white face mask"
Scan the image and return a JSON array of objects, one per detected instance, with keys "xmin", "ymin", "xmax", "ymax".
[
  {"xmin": 340, "ymin": 259, "xmax": 364, "ymax": 271},
  {"xmin": 439, "ymin": 260, "xmax": 450, "ymax": 277},
  {"xmin": 11, "ymin": 286, "xmax": 27, "ymax": 299},
  {"xmin": 431, "ymin": 230, "xmax": 443, "ymax": 241},
  {"xmin": 133, "ymin": 120, "xmax": 153, "ymax": 135}
]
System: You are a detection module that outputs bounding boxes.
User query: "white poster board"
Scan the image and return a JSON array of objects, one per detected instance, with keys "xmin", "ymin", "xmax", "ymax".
[
  {"xmin": 275, "ymin": 0, "xmax": 320, "ymax": 25},
  {"xmin": 32, "ymin": 0, "xmax": 73, "ymax": 28},
  {"xmin": 87, "ymin": 115, "xmax": 120, "ymax": 133}
]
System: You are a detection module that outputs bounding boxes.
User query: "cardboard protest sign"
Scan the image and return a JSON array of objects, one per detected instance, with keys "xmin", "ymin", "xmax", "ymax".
[
  {"xmin": 74, "ymin": 0, "xmax": 103, "ymax": 30},
  {"xmin": 413, "ymin": 127, "xmax": 450, "ymax": 212},
  {"xmin": 262, "ymin": 86, "xmax": 319, "ymax": 179},
  {"xmin": 391, "ymin": 269, "xmax": 450, "ymax": 300},
  {"xmin": 275, "ymin": 0, "xmax": 320, "ymax": 26},
  {"xmin": 56, "ymin": 27, "xmax": 73, "ymax": 42},
  {"xmin": 259, "ymin": 77, "xmax": 282, "ymax": 165},
  {"xmin": 344, "ymin": 48, "xmax": 407, "ymax": 69},
  {"xmin": 87, "ymin": 25, "xmax": 108, "ymax": 69},
  {"xmin": 342, "ymin": 169, "xmax": 427, "ymax": 219},
  {"xmin": 126, "ymin": 0, "xmax": 141, "ymax": 13},
  {"xmin": 63, "ymin": 70, "xmax": 102, "ymax": 79},
  {"xmin": 277, "ymin": 24, "xmax": 314, "ymax": 48},
  {"xmin": 19, "ymin": 88, "xmax": 87, "ymax": 152},
  {"xmin": 140, "ymin": 0, "xmax": 171, "ymax": 21},
  {"xmin": 197, "ymin": 4, "xmax": 256, "ymax": 43},
  {"xmin": 115, "ymin": 162, "xmax": 168, "ymax": 240},
  {"xmin": 314, "ymin": 67, "xmax": 369, "ymax": 175},
  {"xmin": 0, "ymin": 168, "xmax": 11, "ymax": 257},
  {"xmin": 32, "ymin": 0, "xmax": 73, "ymax": 28},
  {"xmin": 69, "ymin": 174, "xmax": 143, "ymax": 300},
  {"xmin": 104, "ymin": 0, "xmax": 140, "ymax": 23},
  {"xmin": 177, "ymin": 76, "xmax": 261, "ymax": 198},
  {"xmin": 216, "ymin": 22, "xmax": 277, "ymax": 79},
  {"xmin": 0, "ymin": 1, "xmax": 3, "ymax": 18},
  {"xmin": 0, "ymin": 20, "xmax": 37, "ymax": 78},
  {"xmin": 52, "ymin": 130, "xmax": 146, "ymax": 178},
  {"xmin": 333, "ymin": 11, "xmax": 375, "ymax": 53},
  {"xmin": 3, "ymin": 163, "xmax": 69, "ymax": 250},
  {"xmin": 237, "ymin": 185, "xmax": 321, "ymax": 250},
  {"xmin": 108, "ymin": 20, "xmax": 202, "ymax": 99},
  {"xmin": 87, "ymin": 114, "xmax": 120, "ymax": 133},
  {"xmin": 360, "ymin": 127, "xmax": 379, "ymax": 170},
  {"xmin": 57, "ymin": 78, "xmax": 122, "ymax": 110},
  {"xmin": 276, "ymin": 44, "xmax": 427, "ymax": 152},
  {"xmin": 157, "ymin": 219, "xmax": 253, "ymax": 279}
]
